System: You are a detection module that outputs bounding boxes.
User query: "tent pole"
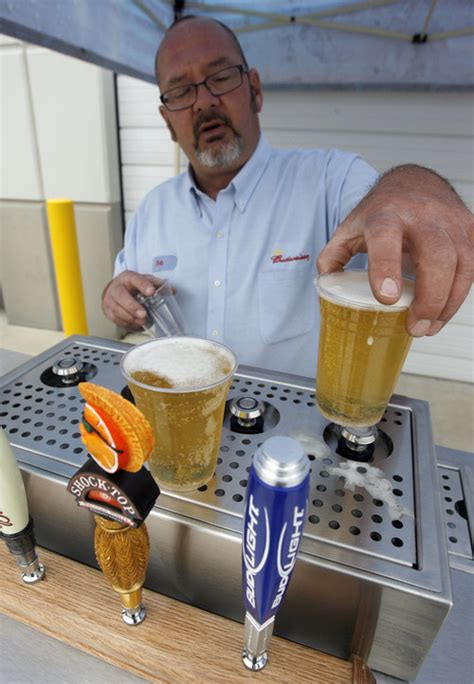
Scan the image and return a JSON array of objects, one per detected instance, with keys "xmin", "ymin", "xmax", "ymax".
[{"xmin": 421, "ymin": 0, "xmax": 438, "ymax": 37}]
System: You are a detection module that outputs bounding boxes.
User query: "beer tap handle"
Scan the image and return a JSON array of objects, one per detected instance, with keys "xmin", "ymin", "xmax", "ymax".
[
  {"xmin": 94, "ymin": 515, "xmax": 149, "ymax": 625},
  {"xmin": 0, "ymin": 428, "xmax": 45, "ymax": 583},
  {"xmin": 242, "ymin": 436, "xmax": 309, "ymax": 671}
]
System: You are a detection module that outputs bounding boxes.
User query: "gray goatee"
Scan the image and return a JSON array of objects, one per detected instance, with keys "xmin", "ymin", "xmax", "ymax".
[{"xmin": 196, "ymin": 135, "xmax": 244, "ymax": 168}]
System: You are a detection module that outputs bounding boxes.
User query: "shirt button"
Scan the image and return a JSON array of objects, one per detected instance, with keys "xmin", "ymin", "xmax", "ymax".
[
  {"xmin": 216, "ymin": 231, "xmax": 224, "ymax": 239},
  {"xmin": 214, "ymin": 279, "xmax": 221, "ymax": 287},
  {"xmin": 211, "ymin": 329, "xmax": 219, "ymax": 337}
]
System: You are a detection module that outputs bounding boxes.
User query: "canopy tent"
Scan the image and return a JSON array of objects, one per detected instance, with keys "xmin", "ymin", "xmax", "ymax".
[{"xmin": 0, "ymin": 0, "xmax": 472, "ymax": 87}]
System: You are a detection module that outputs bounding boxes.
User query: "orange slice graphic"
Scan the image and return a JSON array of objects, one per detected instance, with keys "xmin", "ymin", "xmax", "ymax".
[{"xmin": 79, "ymin": 382, "xmax": 153, "ymax": 473}]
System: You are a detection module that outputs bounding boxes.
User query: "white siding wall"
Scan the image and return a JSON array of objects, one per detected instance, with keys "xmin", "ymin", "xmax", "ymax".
[
  {"xmin": 1, "ymin": 37, "xmax": 121, "ymax": 204},
  {"xmin": 117, "ymin": 76, "xmax": 473, "ymax": 382},
  {"xmin": 0, "ymin": 35, "xmax": 122, "ymax": 336}
]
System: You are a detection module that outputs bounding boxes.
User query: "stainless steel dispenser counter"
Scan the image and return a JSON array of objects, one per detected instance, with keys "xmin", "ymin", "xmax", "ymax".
[{"xmin": 0, "ymin": 335, "xmax": 456, "ymax": 681}]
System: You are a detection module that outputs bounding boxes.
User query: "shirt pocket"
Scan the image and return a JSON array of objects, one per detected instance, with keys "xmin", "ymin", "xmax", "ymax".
[{"xmin": 258, "ymin": 268, "xmax": 315, "ymax": 344}]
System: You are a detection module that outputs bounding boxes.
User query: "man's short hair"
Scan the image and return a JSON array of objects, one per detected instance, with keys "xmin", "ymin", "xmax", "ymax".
[{"xmin": 155, "ymin": 15, "xmax": 249, "ymax": 85}]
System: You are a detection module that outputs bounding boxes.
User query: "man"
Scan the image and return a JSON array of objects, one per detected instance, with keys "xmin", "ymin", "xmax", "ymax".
[{"xmin": 103, "ymin": 16, "xmax": 473, "ymax": 377}]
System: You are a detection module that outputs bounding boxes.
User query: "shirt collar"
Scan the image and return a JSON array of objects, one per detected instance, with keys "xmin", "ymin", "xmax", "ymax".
[
  {"xmin": 185, "ymin": 133, "xmax": 272, "ymax": 215},
  {"xmin": 184, "ymin": 167, "xmax": 204, "ymax": 218},
  {"xmin": 231, "ymin": 133, "xmax": 272, "ymax": 213}
]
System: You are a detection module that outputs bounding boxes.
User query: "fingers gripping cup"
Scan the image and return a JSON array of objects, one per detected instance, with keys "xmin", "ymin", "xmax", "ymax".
[
  {"xmin": 121, "ymin": 337, "xmax": 237, "ymax": 492},
  {"xmin": 316, "ymin": 270, "xmax": 415, "ymax": 429}
]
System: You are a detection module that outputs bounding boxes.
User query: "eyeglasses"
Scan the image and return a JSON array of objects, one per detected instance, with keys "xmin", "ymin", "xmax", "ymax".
[{"xmin": 160, "ymin": 64, "xmax": 248, "ymax": 112}]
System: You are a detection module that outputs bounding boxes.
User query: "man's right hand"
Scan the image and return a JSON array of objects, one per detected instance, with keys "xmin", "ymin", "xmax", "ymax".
[{"xmin": 102, "ymin": 271, "xmax": 165, "ymax": 329}]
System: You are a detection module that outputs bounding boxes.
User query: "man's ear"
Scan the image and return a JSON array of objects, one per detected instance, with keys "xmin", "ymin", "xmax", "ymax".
[
  {"xmin": 159, "ymin": 105, "xmax": 178, "ymax": 142},
  {"xmin": 248, "ymin": 68, "xmax": 263, "ymax": 113}
]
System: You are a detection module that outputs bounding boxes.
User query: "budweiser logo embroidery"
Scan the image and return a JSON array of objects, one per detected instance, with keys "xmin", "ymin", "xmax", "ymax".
[{"xmin": 271, "ymin": 249, "xmax": 310, "ymax": 264}]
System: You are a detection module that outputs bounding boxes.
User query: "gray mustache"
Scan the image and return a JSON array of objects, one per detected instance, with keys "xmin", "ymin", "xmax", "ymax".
[{"xmin": 194, "ymin": 111, "xmax": 232, "ymax": 139}]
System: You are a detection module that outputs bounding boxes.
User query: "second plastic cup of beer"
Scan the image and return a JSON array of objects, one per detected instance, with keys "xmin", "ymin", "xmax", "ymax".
[
  {"xmin": 121, "ymin": 337, "xmax": 237, "ymax": 492},
  {"xmin": 315, "ymin": 270, "xmax": 415, "ymax": 428}
]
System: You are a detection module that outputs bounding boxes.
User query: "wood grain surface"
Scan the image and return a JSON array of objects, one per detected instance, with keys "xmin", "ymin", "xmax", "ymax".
[{"xmin": 0, "ymin": 546, "xmax": 359, "ymax": 683}]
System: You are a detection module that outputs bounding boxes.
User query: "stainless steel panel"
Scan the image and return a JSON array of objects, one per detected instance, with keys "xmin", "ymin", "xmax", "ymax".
[
  {"xmin": 437, "ymin": 466, "xmax": 472, "ymax": 561},
  {"xmin": 436, "ymin": 446, "xmax": 473, "ymax": 574},
  {"xmin": 375, "ymin": 446, "xmax": 474, "ymax": 683},
  {"xmin": 412, "ymin": 566, "xmax": 474, "ymax": 683}
]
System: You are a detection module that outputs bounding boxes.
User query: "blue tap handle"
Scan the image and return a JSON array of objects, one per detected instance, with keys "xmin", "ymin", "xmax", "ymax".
[{"xmin": 241, "ymin": 436, "xmax": 309, "ymax": 671}]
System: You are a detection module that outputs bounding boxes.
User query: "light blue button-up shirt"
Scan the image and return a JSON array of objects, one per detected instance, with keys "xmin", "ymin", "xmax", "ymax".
[{"xmin": 115, "ymin": 134, "xmax": 378, "ymax": 378}]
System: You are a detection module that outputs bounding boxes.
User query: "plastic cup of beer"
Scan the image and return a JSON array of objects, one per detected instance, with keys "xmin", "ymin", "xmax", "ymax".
[
  {"xmin": 121, "ymin": 337, "xmax": 237, "ymax": 492},
  {"xmin": 316, "ymin": 270, "xmax": 415, "ymax": 428}
]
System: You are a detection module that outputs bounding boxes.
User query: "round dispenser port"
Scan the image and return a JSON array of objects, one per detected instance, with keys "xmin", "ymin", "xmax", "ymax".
[
  {"xmin": 41, "ymin": 356, "xmax": 97, "ymax": 387},
  {"xmin": 230, "ymin": 397, "xmax": 265, "ymax": 422},
  {"xmin": 52, "ymin": 357, "xmax": 84, "ymax": 383}
]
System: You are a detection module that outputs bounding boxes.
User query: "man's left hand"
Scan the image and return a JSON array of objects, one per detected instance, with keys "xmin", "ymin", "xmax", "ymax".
[{"xmin": 317, "ymin": 165, "xmax": 474, "ymax": 337}]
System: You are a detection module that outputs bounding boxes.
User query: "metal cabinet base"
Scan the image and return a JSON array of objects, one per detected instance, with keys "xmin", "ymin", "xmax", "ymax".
[{"xmin": 0, "ymin": 336, "xmax": 454, "ymax": 682}]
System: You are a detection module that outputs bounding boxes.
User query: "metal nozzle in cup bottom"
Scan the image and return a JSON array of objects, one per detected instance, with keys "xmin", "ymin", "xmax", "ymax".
[
  {"xmin": 315, "ymin": 270, "xmax": 414, "ymax": 445},
  {"xmin": 341, "ymin": 425, "xmax": 378, "ymax": 450}
]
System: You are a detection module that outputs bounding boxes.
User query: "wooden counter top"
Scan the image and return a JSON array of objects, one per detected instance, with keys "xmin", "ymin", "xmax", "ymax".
[{"xmin": 0, "ymin": 546, "xmax": 373, "ymax": 683}]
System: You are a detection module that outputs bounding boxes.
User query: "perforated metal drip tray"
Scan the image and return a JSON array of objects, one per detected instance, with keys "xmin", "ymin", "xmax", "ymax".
[
  {"xmin": 0, "ymin": 335, "xmax": 445, "ymax": 592},
  {"xmin": 436, "ymin": 448, "xmax": 474, "ymax": 574}
]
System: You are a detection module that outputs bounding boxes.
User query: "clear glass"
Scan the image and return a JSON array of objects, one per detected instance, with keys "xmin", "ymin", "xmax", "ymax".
[
  {"xmin": 316, "ymin": 270, "xmax": 414, "ymax": 428},
  {"xmin": 121, "ymin": 337, "xmax": 237, "ymax": 492},
  {"xmin": 136, "ymin": 281, "xmax": 189, "ymax": 338}
]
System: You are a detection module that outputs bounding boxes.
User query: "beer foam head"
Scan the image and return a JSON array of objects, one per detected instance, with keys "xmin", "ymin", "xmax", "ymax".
[
  {"xmin": 122, "ymin": 337, "xmax": 236, "ymax": 390},
  {"xmin": 316, "ymin": 270, "xmax": 415, "ymax": 311}
]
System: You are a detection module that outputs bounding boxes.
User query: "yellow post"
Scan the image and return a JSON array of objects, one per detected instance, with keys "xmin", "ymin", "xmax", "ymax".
[{"xmin": 46, "ymin": 198, "xmax": 88, "ymax": 336}]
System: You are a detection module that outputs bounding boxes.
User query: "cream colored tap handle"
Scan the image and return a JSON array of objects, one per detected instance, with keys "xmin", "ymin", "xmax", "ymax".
[
  {"xmin": 0, "ymin": 428, "xmax": 45, "ymax": 583},
  {"xmin": 0, "ymin": 427, "xmax": 29, "ymax": 534}
]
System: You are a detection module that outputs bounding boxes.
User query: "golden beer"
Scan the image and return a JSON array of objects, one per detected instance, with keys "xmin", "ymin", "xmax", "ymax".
[
  {"xmin": 121, "ymin": 337, "xmax": 237, "ymax": 492},
  {"xmin": 316, "ymin": 271, "xmax": 415, "ymax": 427}
]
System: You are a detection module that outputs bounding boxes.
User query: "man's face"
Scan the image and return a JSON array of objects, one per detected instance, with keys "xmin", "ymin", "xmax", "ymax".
[{"xmin": 157, "ymin": 20, "xmax": 263, "ymax": 178}]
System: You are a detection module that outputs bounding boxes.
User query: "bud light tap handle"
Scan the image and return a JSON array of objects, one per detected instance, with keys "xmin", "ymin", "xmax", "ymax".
[
  {"xmin": 242, "ymin": 436, "xmax": 309, "ymax": 671},
  {"xmin": 0, "ymin": 428, "xmax": 45, "ymax": 583}
]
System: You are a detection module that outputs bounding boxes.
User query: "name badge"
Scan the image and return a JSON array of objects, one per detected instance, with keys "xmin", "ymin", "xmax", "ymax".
[{"xmin": 152, "ymin": 255, "xmax": 177, "ymax": 272}]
